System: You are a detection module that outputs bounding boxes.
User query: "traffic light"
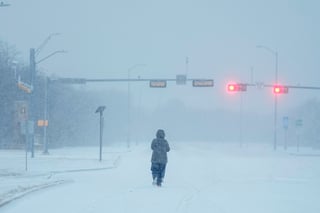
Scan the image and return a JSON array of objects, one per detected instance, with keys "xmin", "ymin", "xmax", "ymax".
[
  {"xmin": 227, "ymin": 83, "xmax": 247, "ymax": 92},
  {"xmin": 273, "ymin": 85, "xmax": 288, "ymax": 94}
]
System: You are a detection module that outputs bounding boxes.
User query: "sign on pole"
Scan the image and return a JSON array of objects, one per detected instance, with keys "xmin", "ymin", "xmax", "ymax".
[
  {"xmin": 192, "ymin": 80, "xmax": 214, "ymax": 87},
  {"xmin": 176, "ymin": 75, "xmax": 187, "ymax": 85},
  {"xmin": 150, "ymin": 80, "xmax": 167, "ymax": 88},
  {"xmin": 295, "ymin": 119, "xmax": 303, "ymax": 127},
  {"xmin": 37, "ymin": 120, "xmax": 48, "ymax": 127}
]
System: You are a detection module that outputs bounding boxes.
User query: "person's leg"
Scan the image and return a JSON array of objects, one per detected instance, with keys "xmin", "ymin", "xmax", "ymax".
[
  {"xmin": 151, "ymin": 163, "xmax": 159, "ymax": 184},
  {"xmin": 161, "ymin": 164, "xmax": 167, "ymax": 179},
  {"xmin": 157, "ymin": 164, "xmax": 166, "ymax": 186}
]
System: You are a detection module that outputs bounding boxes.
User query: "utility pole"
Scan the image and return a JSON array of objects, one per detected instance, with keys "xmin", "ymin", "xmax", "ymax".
[
  {"xmin": 30, "ymin": 33, "xmax": 66, "ymax": 155},
  {"xmin": 127, "ymin": 64, "xmax": 146, "ymax": 149},
  {"xmin": 29, "ymin": 48, "xmax": 36, "ymax": 158},
  {"xmin": 274, "ymin": 51, "xmax": 278, "ymax": 151},
  {"xmin": 0, "ymin": 1, "xmax": 11, "ymax": 7}
]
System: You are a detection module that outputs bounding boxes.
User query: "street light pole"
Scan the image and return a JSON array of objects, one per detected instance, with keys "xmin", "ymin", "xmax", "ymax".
[
  {"xmin": 274, "ymin": 51, "xmax": 278, "ymax": 151},
  {"xmin": 30, "ymin": 33, "xmax": 65, "ymax": 155},
  {"xmin": 257, "ymin": 45, "xmax": 278, "ymax": 150},
  {"xmin": 43, "ymin": 77, "xmax": 49, "ymax": 154},
  {"xmin": 0, "ymin": 1, "xmax": 10, "ymax": 7},
  {"xmin": 127, "ymin": 64, "xmax": 146, "ymax": 148},
  {"xmin": 37, "ymin": 51, "xmax": 66, "ymax": 155},
  {"xmin": 29, "ymin": 48, "xmax": 36, "ymax": 158}
]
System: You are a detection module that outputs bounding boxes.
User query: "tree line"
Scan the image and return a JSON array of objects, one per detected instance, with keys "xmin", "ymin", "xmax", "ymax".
[{"xmin": 0, "ymin": 41, "xmax": 105, "ymax": 148}]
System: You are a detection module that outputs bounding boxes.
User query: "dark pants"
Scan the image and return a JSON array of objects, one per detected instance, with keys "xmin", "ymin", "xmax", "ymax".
[{"xmin": 151, "ymin": 163, "xmax": 167, "ymax": 185}]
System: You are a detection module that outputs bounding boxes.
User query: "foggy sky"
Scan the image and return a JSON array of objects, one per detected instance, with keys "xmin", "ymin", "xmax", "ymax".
[{"xmin": 1, "ymin": 0, "xmax": 320, "ymax": 113}]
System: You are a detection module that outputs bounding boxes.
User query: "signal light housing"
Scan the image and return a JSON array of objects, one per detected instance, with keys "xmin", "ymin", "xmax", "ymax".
[
  {"xmin": 227, "ymin": 83, "xmax": 247, "ymax": 92},
  {"xmin": 273, "ymin": 85, "xmax": 289, "ymax": 94}
]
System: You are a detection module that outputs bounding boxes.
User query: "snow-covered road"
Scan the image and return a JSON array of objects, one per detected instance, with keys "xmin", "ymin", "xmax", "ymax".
[{"xmin": 1, "ymin": 142, "xmax": 320, "ymax": 213}]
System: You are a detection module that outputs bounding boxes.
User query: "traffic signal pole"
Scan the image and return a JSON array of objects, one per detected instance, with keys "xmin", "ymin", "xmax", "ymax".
[
  {"xmin": 29, "ymin": 48, "xmax": 36, "ymax": 158},
  {"xmin": 227, "ymin": 80, "xmax": 320, "ymax": 151},
  {"xmin": 274, "ymin": 51, "xmax": 278, "ymax": 151}
]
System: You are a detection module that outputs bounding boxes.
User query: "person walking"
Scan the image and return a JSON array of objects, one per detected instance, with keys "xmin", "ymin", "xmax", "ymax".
[{"xmin": 150, "ymin": 129, "xmax": 170, "ymax": 187}]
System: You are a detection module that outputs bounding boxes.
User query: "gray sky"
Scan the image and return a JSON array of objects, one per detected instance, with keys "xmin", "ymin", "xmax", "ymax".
[{"xmin": 1, "ymin": 0, "xmax": 320, "ymax": 113}]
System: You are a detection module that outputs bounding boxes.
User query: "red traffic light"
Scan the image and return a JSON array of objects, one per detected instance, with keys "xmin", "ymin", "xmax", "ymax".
[
  {"xmin": 273, "ymin": 85, "xmax": 289, "ymax": 94},
  {"xmin": 227, "ymin": 83, "xmax": 247, "ymax": 92},
  {"xmin": 227, "ymin": 84, "xmax": 236, "ymax": 91}
]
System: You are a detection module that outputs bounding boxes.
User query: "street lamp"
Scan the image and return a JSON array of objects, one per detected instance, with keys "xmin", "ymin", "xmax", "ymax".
[
  {"xmin": 35, "ymin": 33, "xmax": 61, "ymax": 57},
  {"xmin": 36, "ymin": 50, "xmax": 67, "ymax": 64},
  {"xmin": 256, "ymin": 45, "xmax": 279, "ymax": 150},
  {"xmin": 127, "ymin": 64, "xmax": 146, "ymax": 148},
  {"xmin": 37, "ymin": 52, "xmax": 66, "ymax": 155},
  {"xmin": 0, "ymin": 1, "xmax": 10, "ymax": 7},
  {"xmin": 29, "ymin": 33, "xmax": 66, "ymax": 155}
]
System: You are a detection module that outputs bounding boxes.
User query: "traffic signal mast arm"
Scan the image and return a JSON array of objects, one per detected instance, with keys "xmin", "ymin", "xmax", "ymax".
[
  {"xmin": 286, "ymin": 85, "xmax": 320, "ymax": 90},
  {"xmin": 50, "ymin": 77, "xmax": 320, "ymax": 91},
  {"xmin": 258, "ymin": 84, "xmax": 320, "ymax": 90},
  {"xmin": 50, "ymin": 77, "xmax": 214, "ymax": 87},
  {"xmin": 228, "ymin": 82, "xmax": 320, "ymax": 94}
]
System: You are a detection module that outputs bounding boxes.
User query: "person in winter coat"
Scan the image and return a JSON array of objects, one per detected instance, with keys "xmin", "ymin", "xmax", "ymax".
[{"xmin": 151, "ymin": 129, "xmax": 170, "ymax": 187}]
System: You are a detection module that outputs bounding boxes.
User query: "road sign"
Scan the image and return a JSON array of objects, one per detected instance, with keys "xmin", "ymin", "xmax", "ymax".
[
  {"xmin": 150, "ymin": 80, "xmax": 167, "ymax": 88},
  {"xmin": 17, "ymin": 81, "xmax": 33, "ymax": 93},
  {"xmin": 37, "ymin": 120, "xmax": 48, "ymax": 127},
  {"xmin": 176, "ymin": 75, "xmax": 187, "ymax": 85},
  {"xmin": 295, "ymin": 119, "xmax": 303, "ymax": 127},
  {"xmin": 192, "ymin": 80, "xmax": 214, "ymax": 87}
]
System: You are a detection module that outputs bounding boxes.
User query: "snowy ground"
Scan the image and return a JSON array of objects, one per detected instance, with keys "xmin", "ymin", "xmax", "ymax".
[
  {"xmin": 1, "ymin": 141, "xmax": 320, "ymax": 213},
  {"xmin": 0, "ymin": 146, "xmax": 121, "ymax": 207}
]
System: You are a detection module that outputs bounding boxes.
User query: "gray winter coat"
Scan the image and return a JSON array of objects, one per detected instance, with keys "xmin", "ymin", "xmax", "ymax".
[{"xmin": 151, "ymin": 130, "xmax": 170, "ymax": 164}]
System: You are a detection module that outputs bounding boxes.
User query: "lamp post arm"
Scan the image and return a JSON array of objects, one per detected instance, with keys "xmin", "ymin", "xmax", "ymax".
[
  {"xmin": 256, "ymin": 44, "xmax": 279, "ymax": 151},
  {"xmin": 35, "ymin": 33, "xmax": 61, "ymax": 56},
  {"xmin": 256, "ymin": 45, "xmax": 277, "ymax": 55},
  {"xmin": 36, "ymin": 50, "xmax": 67, "ymax": 64},
  {"xmin": 256, "ymin": 45, "xmax": 278, "ymax": 82}
]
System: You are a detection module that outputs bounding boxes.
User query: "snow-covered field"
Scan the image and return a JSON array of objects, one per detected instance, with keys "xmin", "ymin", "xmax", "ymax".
[{"xmin": 1, "ymin": 142, "xmax": 320, "ymax": 213}]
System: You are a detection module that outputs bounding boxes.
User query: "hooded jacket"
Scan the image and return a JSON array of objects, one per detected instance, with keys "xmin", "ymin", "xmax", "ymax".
[{"xmin": 151, "ymin": 129, "xmax": 170, "ymax": 164}]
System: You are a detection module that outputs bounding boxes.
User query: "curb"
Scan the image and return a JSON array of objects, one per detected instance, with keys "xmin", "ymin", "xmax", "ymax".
[{"xmin": 0, "ymin": 179, "xmax": 72, "ymax": 208}]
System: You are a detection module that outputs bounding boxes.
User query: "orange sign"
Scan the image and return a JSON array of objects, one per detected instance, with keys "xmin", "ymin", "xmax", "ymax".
[{"xmin": 37, "ymin": 120, "xmax": 48, "ymax": 127}]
